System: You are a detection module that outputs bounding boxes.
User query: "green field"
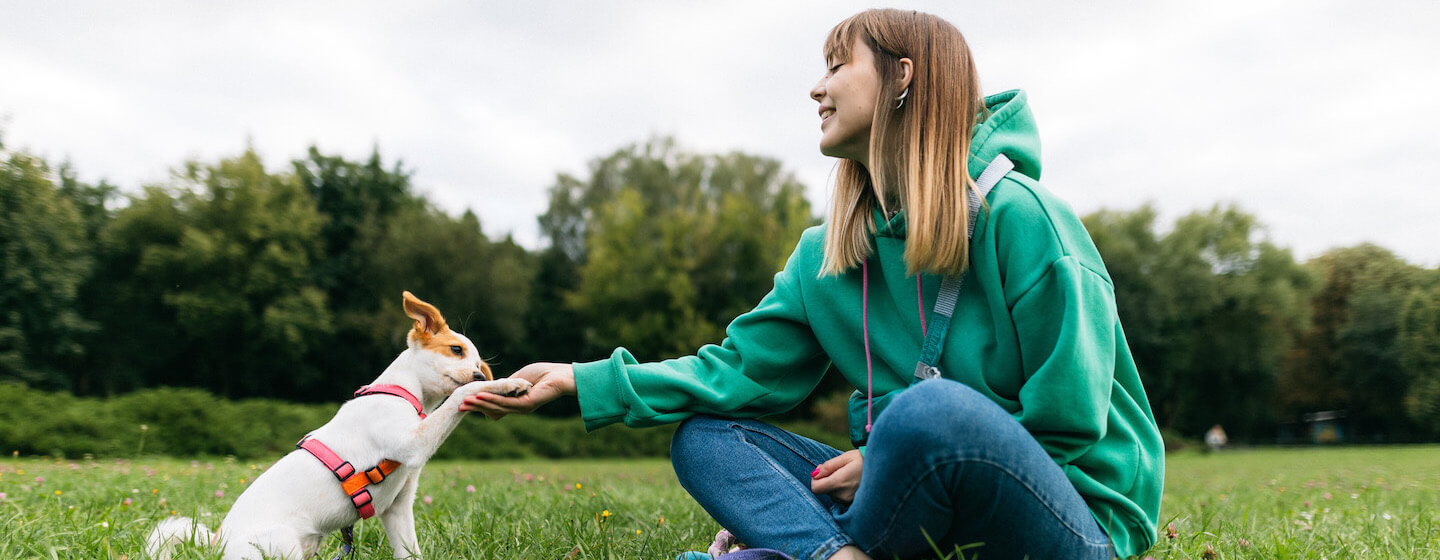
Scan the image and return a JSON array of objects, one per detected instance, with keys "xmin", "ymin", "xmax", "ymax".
[{"xmin": 0, "ymin": 446, "xmax": 1436, "ymax": 559}]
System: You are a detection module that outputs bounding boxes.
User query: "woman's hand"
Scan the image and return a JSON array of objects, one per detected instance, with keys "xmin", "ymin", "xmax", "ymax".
[
  {"xmin": 460, "ymin": 362, "xmax": 576, "ymax": 420},
  {"xmin": 810, "ymin": 449, "xmax": 864, "ymax": 504}
]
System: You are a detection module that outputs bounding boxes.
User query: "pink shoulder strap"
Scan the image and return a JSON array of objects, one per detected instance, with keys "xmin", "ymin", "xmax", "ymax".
[{"xmin": 354, "ymin": 384, "xmax": 427, "ymax": 419}]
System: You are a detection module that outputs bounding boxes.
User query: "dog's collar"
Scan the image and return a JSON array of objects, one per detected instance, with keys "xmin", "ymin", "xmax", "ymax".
[{"xmin": 353, "ymin": 384, "xmax": 426, "ymax": 419}]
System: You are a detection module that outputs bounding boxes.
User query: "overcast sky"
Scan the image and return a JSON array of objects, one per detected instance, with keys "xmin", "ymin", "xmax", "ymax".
[{"xmin": 2, "ymin": 1, "xmax": 1437, "ymax": 266}]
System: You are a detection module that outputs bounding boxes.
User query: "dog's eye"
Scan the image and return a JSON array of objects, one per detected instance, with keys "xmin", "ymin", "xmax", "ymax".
[{"xmin": 449, "ymin": 345, "xmax": 464, "ymax": 356}]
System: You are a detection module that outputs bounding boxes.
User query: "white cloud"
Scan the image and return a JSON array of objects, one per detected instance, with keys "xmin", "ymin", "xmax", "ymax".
[{"xmin": 1, "ymin": 0, "xmax": 1436, "ymax": 264}]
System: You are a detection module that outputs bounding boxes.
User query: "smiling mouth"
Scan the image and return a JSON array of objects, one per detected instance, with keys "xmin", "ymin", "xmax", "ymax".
[{"xmin": 820, "ymin": 109, "xmax": 835, "ymax": 121}]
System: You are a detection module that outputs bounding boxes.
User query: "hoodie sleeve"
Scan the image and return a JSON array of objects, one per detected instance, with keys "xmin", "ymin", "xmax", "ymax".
[
  {"xmin": 574, "ymin": 242, "xmax": 830, "ymax": 432},
  {"xmin": 1008, "ymin": 255, "xmax": 1118, "ymax": 465}
]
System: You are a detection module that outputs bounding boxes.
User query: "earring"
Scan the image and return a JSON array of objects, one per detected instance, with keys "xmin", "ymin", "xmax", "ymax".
[{"xmin": 894, "ymin": 87, "xmax": 909, "ymax": 109}]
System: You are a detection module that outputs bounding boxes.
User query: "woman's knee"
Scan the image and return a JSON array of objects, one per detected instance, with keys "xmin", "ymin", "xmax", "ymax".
[
  {"xmin": 670, "ymin": 415, "xmax": 730, "ymax": 462},
  {"xmin": 874, "ymin": 379, "xmax": 1010, "ymax": 449}
]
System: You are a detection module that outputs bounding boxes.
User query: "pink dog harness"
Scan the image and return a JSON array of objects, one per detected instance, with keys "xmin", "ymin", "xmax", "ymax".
[{"xmin": 296, "ymin": 384, "xmax": 426, "ymax": 519}]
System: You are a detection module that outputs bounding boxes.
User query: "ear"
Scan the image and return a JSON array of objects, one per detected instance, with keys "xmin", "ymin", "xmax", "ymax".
[
  {"xmin": 897, "ymin": 57, "xmax": 914, "ymax": 93},
  {"xmin": 479, "ymin": 361, "xmax": 494, "ymax": 381},
  {"xmin": 402, "ymin": 291, "xmax": 448, "ymax": 336}
]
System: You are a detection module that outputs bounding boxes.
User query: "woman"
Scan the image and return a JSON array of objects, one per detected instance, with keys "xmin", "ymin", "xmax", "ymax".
[{"xmin": 464, "ymin": 9, "xmax": 1162, "ymax": 560}]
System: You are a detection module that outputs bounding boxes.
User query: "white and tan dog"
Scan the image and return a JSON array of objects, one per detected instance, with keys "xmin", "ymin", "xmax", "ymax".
[{"xmin": 146, "ymin": 291, "xmax": 530, "ymax": 559}]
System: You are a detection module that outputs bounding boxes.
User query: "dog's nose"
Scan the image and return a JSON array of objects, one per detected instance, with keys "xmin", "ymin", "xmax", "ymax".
[{"xmin": 473, "ymin": 372, "xmax": 487, "ymax": 381}]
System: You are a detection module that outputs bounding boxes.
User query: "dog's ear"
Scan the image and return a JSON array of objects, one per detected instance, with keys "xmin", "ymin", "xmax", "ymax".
[
  {"xmin": 402, "ymin": 291, "xmax": 448, "ymax": 336},
  {"xmin": 479, "ymin": 361, "xmax": 494, "ymax": 381}
]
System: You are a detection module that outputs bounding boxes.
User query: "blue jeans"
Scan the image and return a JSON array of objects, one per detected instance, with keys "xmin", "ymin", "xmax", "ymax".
[{"xmin": 670, "ymin": 379, "xmax": 1114, "ymax": 559}]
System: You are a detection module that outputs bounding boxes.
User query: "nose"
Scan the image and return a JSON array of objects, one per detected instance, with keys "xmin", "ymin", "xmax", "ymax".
[
  {"xmin": 810, "ymin": 76, "xmax": 825, "ymax": 102},
  {"xmin": 473, "ymin": 371, "xmax": 488, "ymax": 381}
]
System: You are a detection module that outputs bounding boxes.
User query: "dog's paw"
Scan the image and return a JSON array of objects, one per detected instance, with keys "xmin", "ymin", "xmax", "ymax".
[
  {"xmin": 488, "ymin": 378, "xmax": 532, "ymax": 398},
  {"xmin": 458, "ymin": 378, "xmax": 532, "ymax": 399}
]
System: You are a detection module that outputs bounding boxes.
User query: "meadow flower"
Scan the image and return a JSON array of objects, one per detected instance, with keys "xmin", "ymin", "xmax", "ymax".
[
  {"xmin": 1201, "ymin": 543, "xmax": 1217, "ymax": 559},
  {"xmin": 423, "ymin": 495, "xmax": 433, "ymax": 505},
  {"xmin": 215, "ymin": 490, "xmax": 224, "ymax": 498},
  {"xmin": 466, "ymin": 485, "xmax": 476, "ymax": 493},
  {"xmin": 0, "ymin": 492, "xmax": 6, "ymax": 501},
  {"xmin": 1165, "ymin": 523, "xmax": 1178, "ymax": 540},
  {"xmin": 601, "ymin": 510, "xmax": 612, "ymax": 518},
  {"xmin": 101, "ymin": 522, "xmax": 109, "ymax": 528},
  {"xmin": 575, "ymin": 483, "xmax": 582, "ymax": 490},
  {"xmin": 122, "ymin": 498, "xmax": 132, "ymax": 506},
  {"xmin": 55, "ymin": 490, "xmax": 62, "ymax": 496},
  {"xmin": 35, "ymin": 476, "xmax": 45, "ymax": 484}
]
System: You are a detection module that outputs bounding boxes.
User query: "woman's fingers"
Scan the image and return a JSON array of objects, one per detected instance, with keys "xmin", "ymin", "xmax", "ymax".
[{"xmin": 811, "ymin": 450, "xmax": 863, "ymax": 503}]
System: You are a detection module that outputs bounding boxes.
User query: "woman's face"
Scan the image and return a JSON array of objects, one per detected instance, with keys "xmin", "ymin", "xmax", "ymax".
[{"xmin": 811, "ymin": 36, "xmax": 881, "ymax": 165}]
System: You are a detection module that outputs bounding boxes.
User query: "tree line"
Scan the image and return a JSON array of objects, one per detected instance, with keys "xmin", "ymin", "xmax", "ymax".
[{"xmin": 2, "ymin": 132, "xmax": 1437, "ymax": 442}]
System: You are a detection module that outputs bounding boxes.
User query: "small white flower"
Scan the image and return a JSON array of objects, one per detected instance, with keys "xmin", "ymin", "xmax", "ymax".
[
  {"xmin": 1382, "ymin": 513, "xmax": 1393, "ymax": 520},
  {"xmin": 101, "ymin": 522, "xmax": 109, "ymax": 528}
]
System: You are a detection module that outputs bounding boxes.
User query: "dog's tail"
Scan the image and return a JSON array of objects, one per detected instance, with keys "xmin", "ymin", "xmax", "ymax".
[{"xmin": 144, "ymin": 516, "xmax": 214, "ymax": 560}]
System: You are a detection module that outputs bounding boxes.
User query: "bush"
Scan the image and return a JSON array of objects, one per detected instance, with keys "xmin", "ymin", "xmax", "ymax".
[{"xmin": 0, "ymin": 383, "xmax": 847, "ymax": 460}]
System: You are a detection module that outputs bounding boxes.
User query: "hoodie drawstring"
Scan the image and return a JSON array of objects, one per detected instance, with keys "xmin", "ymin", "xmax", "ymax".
[
  {"xmin": 862, "ymin": 259, "xmax": 873, "ymax": 434},
  {"xmin": 861, "ymin": 260, "xmax": 927, "ymax": 435}
]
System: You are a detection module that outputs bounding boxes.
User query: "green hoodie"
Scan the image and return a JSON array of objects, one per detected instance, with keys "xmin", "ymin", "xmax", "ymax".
[{"xmin": 574, "ymin": 90, "xmax": 1163, "ymax": 558}]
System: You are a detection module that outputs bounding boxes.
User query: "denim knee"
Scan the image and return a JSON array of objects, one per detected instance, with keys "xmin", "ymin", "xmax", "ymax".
[
  {"xmin": 670, "ymin": 416, "xmax": 727, "ymax": 465},
  {"xmin": 874, "ymin": 379, "xmax": 1014, "ymax": 453}
]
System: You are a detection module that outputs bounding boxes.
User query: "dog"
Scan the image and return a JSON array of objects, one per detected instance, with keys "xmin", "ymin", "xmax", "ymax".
[{"xmin": 146, "ymin": 291, "xmax": 531, "ymax": 559}]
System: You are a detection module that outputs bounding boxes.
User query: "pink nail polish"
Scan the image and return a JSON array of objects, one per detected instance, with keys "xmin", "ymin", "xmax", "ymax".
[{"xmin": 811, "ymin": 467, "xmax": 821, "ymax": 478}]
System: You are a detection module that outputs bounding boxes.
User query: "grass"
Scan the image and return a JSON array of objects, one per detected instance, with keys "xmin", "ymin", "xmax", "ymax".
[
  {"xmin": 1148, "ymin": 445, "xmax": 1440, "ymax": 559},
  {"xmin": 0, "ymin": 446, "xmax": 1436, "ymax": 559}
]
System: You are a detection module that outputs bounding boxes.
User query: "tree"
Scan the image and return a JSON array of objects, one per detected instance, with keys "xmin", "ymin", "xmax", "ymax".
[
  {"xmin": 1088, "ymin": 204, "xmax": 1313, "ymax": 440},
  {"xmin": 1397, "ymin": 274, "xmax": 1440, "ymax": 435},
  {"xmin": 0, "ymin": 148, "xmax": 96, "ymax": 389},
  {"xmin": 93, "ymin": 149, "xmax": 332, "ymax": 398},
  {"xmin": 545, "ymin": 138, "xmax": 814, "ymax": 362},
  {"xmin": 355, "ymin": 205, "xmax": 536, "ymax": 387},
  {"xmin": 292, "ymin": 146, "xmax": 426, "ymax": 390},
  {"xmin": 1278, "ymin": 244, "xmax": 1425, "ymax": 439}
]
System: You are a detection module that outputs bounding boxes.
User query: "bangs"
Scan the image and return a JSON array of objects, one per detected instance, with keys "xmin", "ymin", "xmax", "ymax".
[{"xmin": 823, "ymin": 14, "xmax": 865, "ymax": 63}]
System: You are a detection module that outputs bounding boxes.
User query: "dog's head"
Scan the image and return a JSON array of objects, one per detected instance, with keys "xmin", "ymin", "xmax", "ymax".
[{"xmin": 401, "ymin": 291, "xmax": 493, "ymax": 400}]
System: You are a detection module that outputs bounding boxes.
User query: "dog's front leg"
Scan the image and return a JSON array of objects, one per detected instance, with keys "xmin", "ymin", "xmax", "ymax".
[
  {"xmin": 379, "ymin": 471, "xmax": 422, "ymax": 559},
  {"xmin": 391, "ymin": 379, "xmax": 530, "ymax": 467}
]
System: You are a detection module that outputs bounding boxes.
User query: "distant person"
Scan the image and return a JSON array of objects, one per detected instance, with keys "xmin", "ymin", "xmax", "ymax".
[
  {"xmin": 1205, "ymin": 424, "xmax": 1229, "ymax": 451},
  {"xmin": 465, "ymin": 9, "xmax": 1163, "ymax": 560}
]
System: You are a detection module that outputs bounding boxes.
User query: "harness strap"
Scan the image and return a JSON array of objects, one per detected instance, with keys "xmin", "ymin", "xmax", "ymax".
[
  {"xmin": 913, "ymin": 153, "xmax": 1015, "ymax": 381},
  {"xmin": 354, "ymin": 384, "xmax": 427, "ymax": 419},
  {"xmin": 297, "ymin": 437, "xmax": 399, "ymax": 519},
  {"xmin": 295, "ymin": 384, "xmax": 423, "ymax": 520}
]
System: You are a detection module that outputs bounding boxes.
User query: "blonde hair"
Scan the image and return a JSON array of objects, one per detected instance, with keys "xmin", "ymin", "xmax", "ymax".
[{"xmin": 819, "ymin": 9, "xmax": 984, "ymax": 277}]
